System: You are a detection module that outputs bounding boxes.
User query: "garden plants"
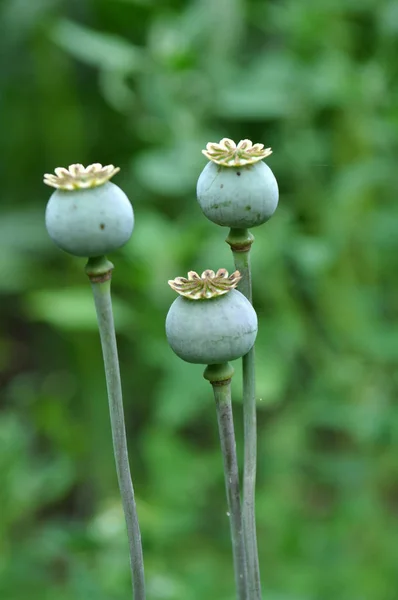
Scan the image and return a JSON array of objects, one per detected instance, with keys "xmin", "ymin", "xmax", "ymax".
[
  {"xmin": 44, "ymin": 163, "xmax": 145, "ymax": 600},
  {"xmin": 42, "ymin": 139, "xmax": 278, "ymax": 600},
  {"xmin": 196, "ymin": 139, "xmax": 279, "ymax": 600},
  {"xmin": 166, "ymin": 267, "xmax": 258, "ymax": 600}
]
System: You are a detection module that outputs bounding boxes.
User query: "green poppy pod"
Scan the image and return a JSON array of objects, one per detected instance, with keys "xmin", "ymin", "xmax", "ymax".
[
  {"xmin": 196, "ymin": 138, "xmax": 278, "ymax": 229},
  {"xmin": 166, "ymin": 269, "xmax": 258, "ymax": 365},
  {"xmin": 44, "ymin": 163, "xmax": 134, "ymax": 258}
]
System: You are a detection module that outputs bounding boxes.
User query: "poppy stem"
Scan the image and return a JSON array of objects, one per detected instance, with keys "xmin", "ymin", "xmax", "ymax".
[
  {"xmin": 204, "ymin": 363, "xmax": 248, "ymax": 600},
  {"xmin": 227, "ymin": 229, "xmax": 261, "ymax": 600},
  {"xmin": 86, "ymin": 255, "xmax": 146, "ymax": 600}
]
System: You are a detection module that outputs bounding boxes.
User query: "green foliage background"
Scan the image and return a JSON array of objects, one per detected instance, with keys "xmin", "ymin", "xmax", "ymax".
[{"xmin": 1, "ymin": 0, "xmax": 398, "ymax": 598}]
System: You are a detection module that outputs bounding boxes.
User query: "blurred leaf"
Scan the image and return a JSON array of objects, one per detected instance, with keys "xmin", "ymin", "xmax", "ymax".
[
  {"xmin": 25, "ymin": 288, "xmax": 135, "ymax": 331},
  {"xmin": 50, "ymin": 19, "xmax": 145, "ymax": 72},
  {"xmin": 133, "ymin": 142, "xmax": 202, "ymax": 195},
  {"xmin": 216, "ymin": 54, "xmax": 300, "ymax": 119}
]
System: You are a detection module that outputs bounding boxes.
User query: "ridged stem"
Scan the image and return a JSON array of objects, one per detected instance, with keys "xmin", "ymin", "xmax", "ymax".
[
  {"xmin": 204, "ymin": 363, "xmax": 248, "ymax": 600},
  {"xmin": 226, "ymin": 229, "xmax": 261, "ymax": 600},
  {"xmin": 86, "ymin": 256, "xmax": 146, "ymax": 600}
]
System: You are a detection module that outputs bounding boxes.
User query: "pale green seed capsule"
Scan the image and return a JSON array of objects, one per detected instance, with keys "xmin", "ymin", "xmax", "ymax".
[
  {"xmin": 166, "ymin": 269, "xmax": 258, "ymax": 365},
  {"xmin": 197, "ymin": 137, "xmax": 278, "ymax": 229},
  {"xmin": 197, "ymin": 161, "xmax": 278, "ymax": 229},
  {"xmin": 44, "ymin": 163, "xmax": 134, "ymax": 257}
]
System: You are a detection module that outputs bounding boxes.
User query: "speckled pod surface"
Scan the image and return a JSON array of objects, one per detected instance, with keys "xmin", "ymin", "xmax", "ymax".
[
  {"xmin": 45, "ymin": 182, "xmax": 134, "ymax": 257},
  {"xmin": 196, "ymin": 160, "xmax": 279, "ymax": 228},
  {"xmin": 166, "ymin": 289, "xmax": 258, "ymax": 364}
]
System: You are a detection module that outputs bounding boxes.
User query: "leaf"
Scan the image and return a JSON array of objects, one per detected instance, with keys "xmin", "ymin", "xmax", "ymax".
[
  {"xmin": 216, "ymin": 54, "xmax": 300, "ymax": 119},
  {"xmin": 50, "ymin": 19, "xmax": 145, "ymax": 73},
  {"xmin": 25, "ymin": 287, "xmax": 135, "ymax": 331}
]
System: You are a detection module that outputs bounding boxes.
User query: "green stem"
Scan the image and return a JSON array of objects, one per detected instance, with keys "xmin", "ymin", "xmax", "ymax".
[
  {"xmin": 204, "ymin": 363, "xmax": 248, "ymax": 600},
  {"xmin": 86, "ymin": 256, "xmax": 145, "ymax": 600},
  {"xmin": 227, "ymin": 229, "xmax": 261, "ymax": 600}
]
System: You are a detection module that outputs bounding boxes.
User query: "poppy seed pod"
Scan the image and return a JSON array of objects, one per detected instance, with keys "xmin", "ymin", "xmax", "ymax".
[
  {"xmin": 166, "ymin": 269, "xmax": 258, "ymax": 365},
  {"xmin": 44, "ymin": 163, "xmax": 134, "ymax": 257},
  {"xmin": 196, "ymin": 138, "xmax": 278, "ymax": 229}
]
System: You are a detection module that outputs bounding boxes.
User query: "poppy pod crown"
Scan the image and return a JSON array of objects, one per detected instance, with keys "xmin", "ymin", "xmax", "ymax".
[
  {"xmin": 202, "ymin": 138, "xmax": 272, "ymax": 168},
  {"xmin": 44, "ymin": 163, "xmax": 120, "ymax": 190},
  {"xmin": 168, "ymin": 268, "xmax": 241, "ymax": 299}
]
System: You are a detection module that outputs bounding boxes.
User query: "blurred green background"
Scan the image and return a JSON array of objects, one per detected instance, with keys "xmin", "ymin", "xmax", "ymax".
[{"xmin": 1, "ymin": 0, "xmax": 398, "ymax": 598}]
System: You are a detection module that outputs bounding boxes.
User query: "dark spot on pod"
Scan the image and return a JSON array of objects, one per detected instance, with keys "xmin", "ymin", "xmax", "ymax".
[
  {"xmin": 99, "ymin": 223, "xmax": 105, "ymax": 230},
  {"xmin": 245, "ymin": 205, "xmax": 251, "ymax": 211},
  {"xmin": 220, "ymin": 184, "xmax": 224, "ymax": 188},
  {"xmin": 236, "ymin": 171, "xmax": 241, "ymax": 176}
]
